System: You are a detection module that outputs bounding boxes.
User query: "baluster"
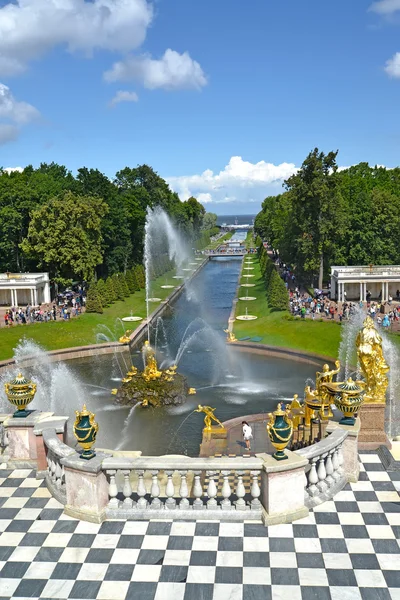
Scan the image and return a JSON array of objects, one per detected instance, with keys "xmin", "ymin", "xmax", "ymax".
[
  {"xmin": 192, "ymin": 471, "xmax": 204, "ymax": 510},
  {"xmin": 165, "ymin": 471, "xmax": 176, "ymax": 509},
  {"xmin": 61, "ymin": 465, "xmax": 66, "ymax": 490},
  {"xmin": 55, "ymin": 460, "xmax": 62, "ymax": 488},
  {"xmin": 136, "ymin": 470, "xmax": 148, "ymax": 509},
  {"xmin": 250, "ymin": 470, "xmax": 261, "ymax": 509},
  {"xmin": 206, "ymin": 471, "xmax": 218, "ymax": 509},
  {"xmin": 332, "ymin": 447, "xmax": 340, "ymax": 481},
  {"xmin": 221, "ymin": 471, "xmax": 232, "ymax": 510},
  {"xmin": 51, "ymin": 456, "xmax": 56, "ymax": 482},
  {"xmin": 122, "ymin": 470, "xmax": 133, "ymax": 508},
  {"xmin": 46, "ymin": 453, "xmax": 51, "ymax": 474},
  {"xmin": 317, "ymin": 453, "xmax": 328, "ymax": 493},
  {"xmin": 107, "ymin": 470, "xmax": 119, "ymax": 509},
  {"xmin": 235, "ymin": 471, "xmax": 246, "ymax": 510},
  {"xmin": 325, "ymin": 450, "xmax": 334, "ymax": 488},
  {"xmin": 150, "ymin": 470, "xmax": 162, "ymax": 509},
  {"xmin": 179, "ymin": 471, "xmax": 190, "ymax": 510},
  {"xmin": 307, "ymin": 457, "xmax": 319, "ymax": 497},
  {"xmin": 337, "ymin": 444, "xmax": 344, "ymax": 476}
]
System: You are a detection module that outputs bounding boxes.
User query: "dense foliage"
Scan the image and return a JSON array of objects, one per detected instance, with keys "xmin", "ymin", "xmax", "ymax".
[
  {"xmin": 0, "ymin": 163, "xmax": 213, "ymax": 285},
  {"xmin": 254, "ymin": 149, "xmax": 400, "ymax": 286},
  {"xmin": 258, "ymin": 246, "xmax": 288, "ymax": 311}
]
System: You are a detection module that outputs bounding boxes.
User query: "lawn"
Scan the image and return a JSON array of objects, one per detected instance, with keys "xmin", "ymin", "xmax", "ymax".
[
  {"xmin": 206, "ymin": 231, "xmax": 233, "ymax": 250},
  {"xmin": 0, "ymin": 267, "xmax": 199, "ymax": 361},
  {"xmin": 232, "ymin": 256, "xmax": 400, "ymax": 359}
]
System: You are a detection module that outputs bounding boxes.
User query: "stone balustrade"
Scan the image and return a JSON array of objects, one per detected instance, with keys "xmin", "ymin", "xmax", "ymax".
[
  {"xmin": 102, "ymin": 455, "xmax": 263, "ymax": 521},
  {"xmin": 42, "ymin": 428, "xmax": 77, "ymax": 505},
  {"xmin": 1, "ymin": 410, "xmax": 361, "ymax": 524},
  {"xmin": 296, "ymin": 428, "xmax": 348, "ymax": 507}
]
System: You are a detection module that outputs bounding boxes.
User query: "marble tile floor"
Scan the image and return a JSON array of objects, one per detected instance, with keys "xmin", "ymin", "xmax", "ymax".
[{"xmin": 0, "ymin": 453, "xmax": 399, "ymax": 599}]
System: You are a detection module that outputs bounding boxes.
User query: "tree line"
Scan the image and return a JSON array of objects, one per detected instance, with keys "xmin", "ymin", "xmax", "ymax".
[
  {"xmin": 254, "ymin": 149, "xmax": 400, "ymax": 288},
  {"xmin": 0, "ymin": 163, "xmax": 215, "ymax": 290}
]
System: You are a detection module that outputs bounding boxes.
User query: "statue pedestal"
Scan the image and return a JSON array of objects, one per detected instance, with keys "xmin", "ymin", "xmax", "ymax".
[
  {"xmin": 359, "ymin": 403, "xmax": 391, "ymax": 450},
  {"xmin": 199, "ymin": 427, "xmax": 227, "ymax": 457}
]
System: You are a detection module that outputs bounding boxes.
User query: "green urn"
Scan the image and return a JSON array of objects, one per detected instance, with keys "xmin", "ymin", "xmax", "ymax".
[
  {"xmin": 321, "ymin": 378, "xmax": 366, "ymax": 426},
  {"xmin": 266, "ymin": 403, "xmax": 293, "ymax": 461},
  {"xmin": 5, "ymin": 373, "xmax": 37, "ymax": 418},
  {"xmin": 73, "ymin": 405, "xmax": 98, "ymax": 460}
]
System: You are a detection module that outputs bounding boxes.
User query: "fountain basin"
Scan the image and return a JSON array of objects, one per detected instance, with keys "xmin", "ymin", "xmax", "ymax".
[
  {"xmin": 147, "ymin": 297, "xmax": 161, "ymax": 302},
  {"xmin": 241, "ymin": 283, "xmax": 256, "ymax": 287},
  {"xmin": 173, "ymin": 275, "xmax": 185, "ymax": 279},
  {"xmin": 243, "ymin": 274, "xmax": 255, "ymax": 278},
  {"xmin": 160, "ymin": 285, "xmax": 175, "ymax": 289},
  {"xmin": 122, "ymin": 316, "xmax": 143, "ymax": 322},
  {"xmin": 236, "ymin": 315, "xmax": 258, "ymax": 320},
  {"xmin": 239, "ymin": 297, "xmax": 257, "ymax": 301}
]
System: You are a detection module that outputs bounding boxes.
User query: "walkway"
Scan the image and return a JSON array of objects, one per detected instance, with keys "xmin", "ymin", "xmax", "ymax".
[{"xmin": 0, "ymin": 453, "xmax": 399, "ymax": 599}]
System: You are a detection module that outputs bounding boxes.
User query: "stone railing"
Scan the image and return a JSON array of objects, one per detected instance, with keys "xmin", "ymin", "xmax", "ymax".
[
  {"xmin": 102, "ymin": 455, "xmax": 263, "ymax": 521},
  {"xmin": 1, "ymin": 410, "xmax": 361, "ymax": 524},
  {"xmin": 296, "ymin": 428, "xmax": 348, "ymax": 507},
  {"xmin": 43, "ymin": 429, "xmax": 77, "ymax": 505}
]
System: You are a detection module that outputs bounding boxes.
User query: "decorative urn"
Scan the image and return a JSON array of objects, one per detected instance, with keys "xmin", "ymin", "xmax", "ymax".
[
  {"xmin": 333, "ymin": 378, "xmax": 366, "ymax": 426},
  {"xmin": 322, "ymin": 378, "xmax": 366, "ymax": 426},
  {"xmin": 73, "ymin": 404, "xmax": 99, "ymax": 460},
  {"xmin": 4, "ymin": 373, "xmax": 37, "ymax": 418},
  {"xmin": 266, "ymin": 403, "xmax": 293, "ymax": 461}
]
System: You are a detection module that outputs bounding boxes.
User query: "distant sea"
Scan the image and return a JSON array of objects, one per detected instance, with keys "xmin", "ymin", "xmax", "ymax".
[{"xmin": 216, "ymin": 214, "xmax": 256, "ymax": 226}]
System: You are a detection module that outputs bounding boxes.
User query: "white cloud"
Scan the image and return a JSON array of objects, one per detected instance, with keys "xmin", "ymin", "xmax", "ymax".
[
  {"xmin": 0, "ymin": 84, "xmax": 39, "ymax": 123},
  {"xmin": 3, "ymin": 166, "xmax": 24, "ymax": 173},
  {"xmin": 0, "ymin": 124, "xmax": 18, "ymax": 145},
  {"xmin": 108, "ymin": 90, "xmax": 139, "ymax": 107},
  {"xmin": 385, "ymin": 52, "xmax": 400, "ymax": 77},
  {"xmin": 104, "ymin": 49, "xmax": 207, "ymax": 90},
  {"xmin": 369, "ymin": 0, "xmax": 400, "ymax": 14},
  {"xmin": 0, "ymin": 83, "xmax": 39, "ymax": 144},
  {"xmin": 0, "ymin": 0, "xmax": 153, "ymax": 76},
  {"xmin": 167, "ymin": 156, "xmax": 297, "ymax": 205}
]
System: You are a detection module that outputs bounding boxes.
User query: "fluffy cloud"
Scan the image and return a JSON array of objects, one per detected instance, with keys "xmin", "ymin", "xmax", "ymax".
[
  {"xmin": 0, "ymin": 84, "xmax": 39, "ymax": 123},
  {"xmin": 2, "ymin": 166, "xmax": 24, "ymax": 173},
  {"xmin": 167, "ymin": 156, "xmax": 297, "ymax": 205},
  {"xmin": 0, "ymin": 83, "xmax": 39, "ymax": 144},
  {"xmin": 108, "ymin": 90, "xmax": 139, "ymax": 107},
  {"xmin": 0, "ymin": 0, "xmax": 153, "ymax": 76},
  {"xmin": 104, "ymin": 49, "xmax": 207, "ymax": 90},
  {"xmin": 385, "ymin": 52, "xmax": 400, "ymax": 77},
  {"xmin": 369, "ymin": 0, "xmax": 400, "ymax": 14}
]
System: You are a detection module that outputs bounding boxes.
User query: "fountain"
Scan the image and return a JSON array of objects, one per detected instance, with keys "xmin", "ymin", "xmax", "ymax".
[{"xmin": 113, "ymin": 340, "xmax": 194, "ymax": 408}]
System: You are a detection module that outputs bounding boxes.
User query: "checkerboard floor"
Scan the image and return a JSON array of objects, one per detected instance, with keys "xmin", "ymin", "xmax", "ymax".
[{"xmin": 0, "ymin": 453, "xmax": 399, "ymax": 600}]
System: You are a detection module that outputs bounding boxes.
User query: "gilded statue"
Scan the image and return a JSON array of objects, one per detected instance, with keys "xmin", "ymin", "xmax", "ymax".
[
  {"xmin": 195, "ymin": 404, "xmax": 225, "ymax": 431},
  {"xmin": 224, "ymin": 329, "xmax": 237, "ymax": 343},
  {"xmin": 142, "ymin": 340, "xmax": 162, "ymax": 381},
  {"xmin": 356, "ymin": 316, "xmax": 389, "ymax": 404}
]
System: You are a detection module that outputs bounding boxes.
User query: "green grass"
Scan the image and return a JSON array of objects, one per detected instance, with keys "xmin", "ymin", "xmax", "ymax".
[
  {"xmin": 0, "ymin": 267, "xmax": 199, "ymax": 361},
  {"xmin": 234, "ymin": 257, "xmax": 343, "ymax": 358},
  {"xmin": 206, "ymin": 231, "xmax": 233, "ymax": 250},
  {"xmin": 244, "ymin": 230, "xmax": 255, "ymax": 249}
]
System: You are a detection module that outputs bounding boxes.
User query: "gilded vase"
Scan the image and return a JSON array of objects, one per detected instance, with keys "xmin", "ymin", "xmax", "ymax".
[
  {"xmin": 266, "ymin": 403, "xmax": 293, "ymax": 461},
  {"xmin": 4, "ymin": 373, "xmax": 37, "ymax": 418},
  {"xmin": 333, "ymin": 379, "xmax": 366, "ymax": 426},
  {"xmin": 73, "ymin": 405, "xmax": 98, "ymax": 460}
]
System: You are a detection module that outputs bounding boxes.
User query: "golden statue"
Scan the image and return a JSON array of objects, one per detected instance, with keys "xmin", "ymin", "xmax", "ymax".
[
  {"xmin": 195, "ymin": 404, "xmax": 225, "ymax": 431},
  {"xmin": 119, "ymin": 330, "xmax": 132, "ymax": 344},
  {"xmin": 315, "ymin": 360, "xmax": 341, "ymax": 418},
  {"xmin": 142, "ymin": 340, "xmax": 162, "ymax": 381},
  {"xmin": 288, "ymin": 393, "xmax": 304, "ymax": 428},
  {"xmin": 224, "ymin": 329, "xmax": 237, "ymax": 342},
  {"xmin": 356, "ymin": 316, "xmax": 389, "ymax": 403},
  {"xmin": 188, "ymin": 388, "xmax": 196, "ymax": 395}
]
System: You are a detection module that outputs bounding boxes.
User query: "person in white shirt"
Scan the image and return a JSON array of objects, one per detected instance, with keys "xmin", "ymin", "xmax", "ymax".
[{"xmin": 242, "ymin": 421, "xmax": 253, "ymax": 451}]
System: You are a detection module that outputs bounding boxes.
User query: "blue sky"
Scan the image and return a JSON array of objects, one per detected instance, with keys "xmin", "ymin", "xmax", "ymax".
[{"xmin": 1, "ymin": 0, "xmax": 400, "ymax": 214}]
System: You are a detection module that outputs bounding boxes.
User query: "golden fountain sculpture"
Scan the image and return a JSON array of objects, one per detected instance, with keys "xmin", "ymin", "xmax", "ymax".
[
  {"xmin": 118, "ymin": 330, "xmax": 132, "ymax": 344},
  {"xmin": 195, "ymin": 404, "xmax": 225, "ymax": 432},
  {"xmin": 224, "ymin": 329, "xmax": 237, "ymax": 343},
  {"xmin": 356, "ymin": 315, "xmax": 389, "ymax": 404},
  {"xmin": 142, "ymin": 340, "xmax": 162, "ymax": 382}
]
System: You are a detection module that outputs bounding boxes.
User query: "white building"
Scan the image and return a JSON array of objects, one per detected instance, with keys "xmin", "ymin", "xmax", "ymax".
[
  {"xmin": 0, "ymin": 273, "xmax": 51, "ymax": 307},
  {"xmin": 331, "ymin": 265, "xmax": 400, "ymax": 302}
]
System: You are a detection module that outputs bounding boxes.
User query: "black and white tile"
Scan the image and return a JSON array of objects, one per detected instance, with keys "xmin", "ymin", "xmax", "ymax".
[{"xmin": 0, "ymin": 453, "xmax": 399, "ymax": 599}]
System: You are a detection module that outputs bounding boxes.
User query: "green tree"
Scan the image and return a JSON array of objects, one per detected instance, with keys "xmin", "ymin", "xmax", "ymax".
[
  {"xmin": 105, "ymin": 276, "xmax": 117, "ymax": 304},
  {"xmin": 126, "ymin": 269, "xmax": 136, "ymax": 294},
  {"xmin": 96, "ymin": 278, "xmax": 107, "ymax": 306},
  {"xmin": 201, "ymin": 212, "xmax": 218, "ymax": 231},
  {"xmin": 267, "ymin": 270, "xmax": 289, "ymax": 311},
  {"xmin": 112, "ymin": 274, "xmax": 125, "ymax": 301},
  {"xmin": 85, "ymin": 282, "xmax": 103, "ymax": 314},
  {"xmin": 21, "ymin": 191, "xmax": 108, "ymax": 282}
]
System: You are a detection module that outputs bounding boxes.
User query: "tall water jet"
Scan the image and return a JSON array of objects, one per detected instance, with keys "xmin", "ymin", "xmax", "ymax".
[{"xmin": 144, "ymin": 206, "xmax": 189, "ymax": 341}]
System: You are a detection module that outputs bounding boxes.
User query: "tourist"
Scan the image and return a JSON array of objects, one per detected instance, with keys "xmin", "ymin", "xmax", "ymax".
[
  {"xmin": 382, "ymin": 314, "xmax": 390, "ymax": 330},
  {"xmin": 242, "ymin": 421, "xmax": 253, "ymax": 451}
]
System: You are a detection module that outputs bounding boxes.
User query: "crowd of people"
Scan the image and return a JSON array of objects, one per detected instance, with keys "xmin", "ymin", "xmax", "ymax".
[{"xmin": 2, "ymin": 292, "xmax": 86, "ymax": 328}]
